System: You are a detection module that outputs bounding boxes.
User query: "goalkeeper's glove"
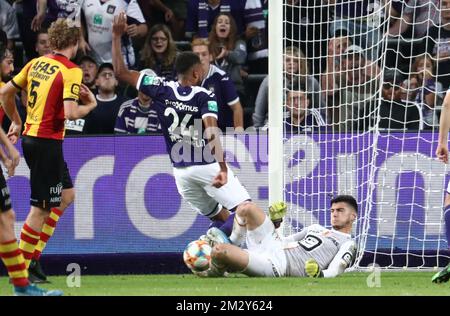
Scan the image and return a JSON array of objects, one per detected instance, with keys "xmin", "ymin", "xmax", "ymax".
[
  {"xmin": 269, "ymin": 201, "xmax": 287, "ymax": 228},
  {"xmin": 305, "ymin": 259, "xmax": 323, "ymax": 278}
]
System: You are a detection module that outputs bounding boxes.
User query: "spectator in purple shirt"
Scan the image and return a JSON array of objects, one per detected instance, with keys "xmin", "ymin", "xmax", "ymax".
[
  {"xmin": 284, "ymin": 88, "xmax": 327, "ymax": 134},
  {"xmin": 186, "ymin": 0, "xmax": 267, "ymax": 73},
  {"xmin": 411, "ymin": 54, "xmax": 443, "ymax": 128},
  {"xmin": 115, "ymin": 91, "xmax": 161, "ymax": 134},
  {"xmin": 192, "ymin": 38, "xmax": 244, "ymax": 132},
  {"xmin": 208, "ymin": 14, "xmax": 247, "ymax": 102},
  {"xmin": 186, "ymin": 0, "xmax": 239, "ymax": 39}
]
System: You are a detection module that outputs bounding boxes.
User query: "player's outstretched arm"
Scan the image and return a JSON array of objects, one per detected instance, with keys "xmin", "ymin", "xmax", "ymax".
[
  {"xmin": 31, "ymin": 0, "xmax": 47, "ymax": 32},
  {"xmin": 437, "ymin": 90, "xmax": 450, "ymax": 164},
  {"xmin": 320, "ymin": 240, "xmax": 355, "ymax": 278},
  {"xmin": 112, "ymin": 12, "xmax": 140, "ymax": 88}
]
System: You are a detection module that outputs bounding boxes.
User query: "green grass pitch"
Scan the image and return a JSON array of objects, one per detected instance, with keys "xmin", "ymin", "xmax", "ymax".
[{"xmin": 0, "ymin": 272, "xmax": 449, "ymax": 296}]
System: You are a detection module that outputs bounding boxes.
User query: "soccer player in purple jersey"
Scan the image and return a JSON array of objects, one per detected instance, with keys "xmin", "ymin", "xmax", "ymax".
[
  {"xmin": 112, "ymin": 13, "xmax": 250, "ymax": 244},
  {"xmin": 434, "ymin": 89, "xmax": 450, "ymax": 283}
]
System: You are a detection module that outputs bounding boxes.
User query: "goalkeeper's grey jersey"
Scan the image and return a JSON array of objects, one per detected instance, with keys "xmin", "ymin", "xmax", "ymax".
[{"xmin": 282, "ymin": 224, "xmax": 356, "ymax": 277}]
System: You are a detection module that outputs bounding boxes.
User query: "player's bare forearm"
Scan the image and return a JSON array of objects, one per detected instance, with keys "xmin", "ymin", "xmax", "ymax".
[
  {"xmin": 137, "ymin": 23, "xmax": 148, "ymax": 37},
  {"xmin": 212, "ymin": 137, "xmax": 227, "ymax": 172},
  {"xmin": 204, "ymin": 116, "xmax": 227, "ymax": 187},
  {"xmin": 0, "ymin": 126, "xmax": 20, "ymax": 175},
  {"xmin": 36, "ymin": 0, "xmax": 47, "ymax": 15},
  {"xmin": 112, "ymin": 13, "xmax": 140, "ymax": 87},
  {"xmin": 232, "ymin": 102, "xmax": 244, "ymax": 131},
  {"xmin": 73, "ymin": 103, "xmax": 96, "ymax": 119},
  {"xmin": 0, "ymin": 127, "xmax": 12, "ymax": 149},
  {"xmin": 203, "ymin": 116, "xmax": 227, "ymax": 171},
  {"xmin": 0, "ymin": 144, "xmax": 13, "ymax": 177},
  {"xmin": 111, "ymin": 36, "xmax": 139, "ymax": 86},
  {"xmin": 0, "ymin": 145, "xmax": 8, "ymax": 164}
]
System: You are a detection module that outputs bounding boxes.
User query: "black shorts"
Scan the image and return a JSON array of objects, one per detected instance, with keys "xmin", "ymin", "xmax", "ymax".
[
  {"xmin": 22, "ymin": 135, "xmax": 72, "ymax": 210},
  {"xmin": 62, "ymin": 161, "xmax": 73, "ymax": 189},
  {"xmin": 0, "ymin": 170, "xmax": 12, "ymax": 212}
]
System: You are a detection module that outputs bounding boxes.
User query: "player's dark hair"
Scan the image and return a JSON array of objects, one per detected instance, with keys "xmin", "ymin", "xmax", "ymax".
[
  {"xmin": 0, "ymin": 42, "xmax": 6, "ymax": 63},
  {"xmin": 331, "ymin": 195, "xmax": 358, "ymax": 213},
  {"xmin": 37, "ymin": 26, "xmax": 49, "ymax": 37},
  {"xmin": 175, "ymin": 52, "xmax": 201, "ymax": 76},
  {"xmin": 0, "ymin": 30, "xmax": 7, "ymax": 48}
]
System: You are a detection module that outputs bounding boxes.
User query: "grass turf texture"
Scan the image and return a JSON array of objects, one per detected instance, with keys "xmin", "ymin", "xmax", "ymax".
[{"xmin": 0, "ymin": 272, "xmax": 449, "ymax": 296}]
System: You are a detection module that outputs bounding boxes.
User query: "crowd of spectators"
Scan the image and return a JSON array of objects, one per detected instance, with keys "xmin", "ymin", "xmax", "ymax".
[{"xmin": 0, "ymin": 0, "xmax": 449, "ymax": 135}]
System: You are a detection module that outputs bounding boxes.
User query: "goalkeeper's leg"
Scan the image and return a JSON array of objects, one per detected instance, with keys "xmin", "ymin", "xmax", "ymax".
[
  {"xmin": 206, "ymin": 243, "xmax": 249, "ymax": 277},
  {"xmin": 208, "ymin": 242, "xmax": 285, "ymax": 278},
  {"xmin": 211, "ymin": 200, "xmax": 286, "ymax": 246},
  {"xmin": 207, "ymin": 244, "xmax": 284, "ymax": 278},
  {"xmin": 227, "ymin": 201, "xmax": 286, "ymax": 246},
  {"xmin": 227, "ymin": 201, "xmax": 268, "ymax": 246}
]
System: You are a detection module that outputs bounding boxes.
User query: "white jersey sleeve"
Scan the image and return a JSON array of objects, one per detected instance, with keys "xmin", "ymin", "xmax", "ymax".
[
  {"xmin": 322, "ymin": 240, "xmax": 356, "ymax": 278},
  {"xmin": 126, "ymin": 0, "xmax": 146, "ymax": 23},
  {"xmin": 283, "ymin": 229, "xmax": 308, "ymax": 243}
]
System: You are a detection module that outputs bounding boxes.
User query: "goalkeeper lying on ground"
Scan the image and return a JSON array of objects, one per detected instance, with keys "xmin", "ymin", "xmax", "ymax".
[{"xmin": 200, "ymin": 195, "xmax": 357, "ymax": 278}]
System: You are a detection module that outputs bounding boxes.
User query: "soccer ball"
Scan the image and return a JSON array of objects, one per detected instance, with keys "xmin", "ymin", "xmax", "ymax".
[{"xmin": 183, "ymin": 240, "xmax": 212, "ymax": 272}]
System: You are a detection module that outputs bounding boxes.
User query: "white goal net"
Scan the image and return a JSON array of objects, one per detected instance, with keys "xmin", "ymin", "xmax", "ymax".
[{"xmin": 271, "ymin": 0, "xmax": 450, "ymax": 269}]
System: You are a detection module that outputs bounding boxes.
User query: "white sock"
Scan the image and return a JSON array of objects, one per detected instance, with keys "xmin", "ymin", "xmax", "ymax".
[{"xmin": 229, "ymin": 214, "xmax": 247, "ymax": 246}]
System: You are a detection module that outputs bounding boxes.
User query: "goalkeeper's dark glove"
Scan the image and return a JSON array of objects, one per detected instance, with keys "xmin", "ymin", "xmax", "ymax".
[
  {"xmin": 269, "ymin": 201, "xmax": 287, "ymax": 228},
  {"xmin": 305, "ymin": 259, "xmax": 323, "ymax": 278}
]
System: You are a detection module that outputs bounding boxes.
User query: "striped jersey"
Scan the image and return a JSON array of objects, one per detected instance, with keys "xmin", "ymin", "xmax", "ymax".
[
  {"xmin": 114, "ymin": 98, "xmax": 161, "ymax": 134},
  {"xmin": 284, "ymin": 109, "xmax": 327, "ymax": 133},
  {"xmin": 12, "ymin": 53, "xmax": 82, "ymax": 140}
]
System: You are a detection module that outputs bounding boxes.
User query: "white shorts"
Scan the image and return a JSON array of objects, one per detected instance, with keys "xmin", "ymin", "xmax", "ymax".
[
  {"xmin": 173, "ymin": 162, "xmax": 251, "ymax": 218},
  {"xmin": 446, "ymin": 180, "xmax": 450, "ymax": 194},
  {"xmin": 243, "ymin": 216, "xmax": 287, "ymax": 277}
]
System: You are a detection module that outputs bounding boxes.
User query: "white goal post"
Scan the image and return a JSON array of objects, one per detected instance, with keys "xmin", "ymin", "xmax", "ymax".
[{"xmin": 269, "ymin": 0, "xmax": 450, "ymax": 269}]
